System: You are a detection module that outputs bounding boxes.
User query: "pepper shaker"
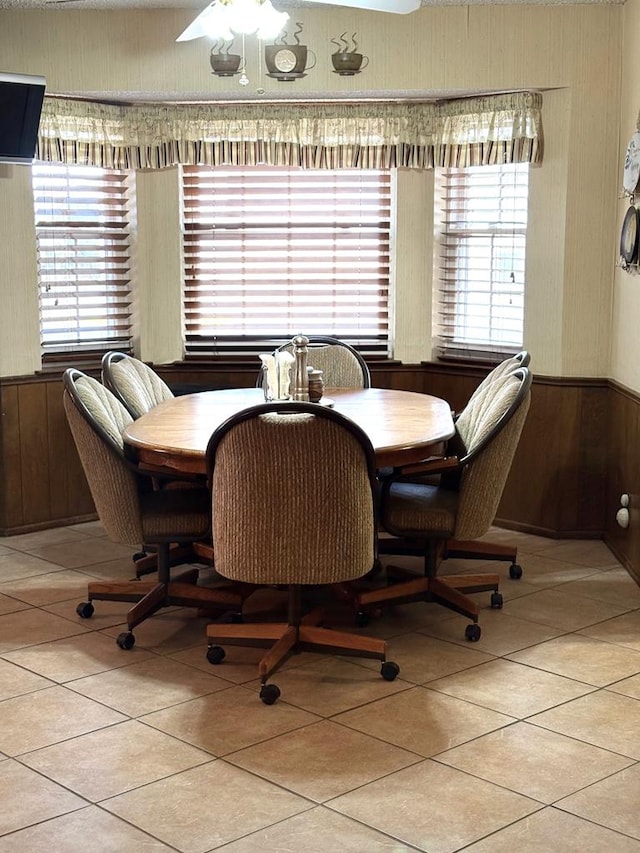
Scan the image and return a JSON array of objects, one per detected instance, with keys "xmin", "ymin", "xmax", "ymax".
[
  {"xmin": 308, "ymin": 368, "xmax": 324, "ymax": 403},
  {"xmin": 292, "ymin": 333, "xmax": 309, "ymax": 401}
]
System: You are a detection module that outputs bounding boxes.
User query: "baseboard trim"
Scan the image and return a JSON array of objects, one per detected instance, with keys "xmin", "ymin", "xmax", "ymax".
[
  {"xmin": 0, "ymin": 513, "xmax": 98, "ymax": 537},
  {"xmin": 494, "ymin": 517, "xmax": 605, "ymax": 540}
]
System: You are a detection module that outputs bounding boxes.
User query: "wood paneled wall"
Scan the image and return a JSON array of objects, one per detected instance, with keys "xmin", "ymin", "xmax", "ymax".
[
  {"xmin": 605, "ymin": 382, "xmax": 640, "ymax": 585},
  {"xmin": 0, "ymin": 377, "xmax": 95, "ymax": 533},
  {"xmin": 421, "ymin": 364, "xmax": 610, "ymax": 538},
  {"xmin": 0, "ymin": 364, "xmax": 623, "ymax": 573}
]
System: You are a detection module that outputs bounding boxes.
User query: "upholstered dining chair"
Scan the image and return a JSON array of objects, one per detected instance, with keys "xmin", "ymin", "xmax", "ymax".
[
  {"xmin": 102, "ymin": 350, "xmax": 213, "ymax": 577},
  {"xmin": 276, "ymin": 335, "xmax": 371, "ymax": 389},
  {"xmin": 102, "ymin": 351, "xmax": 174, "ymax": 419},
  {"xmin": 63, "ymin": 368, "xmax": 252, "ymax": 649},
  {"xmin": 347, "ymin": 367, "xmax": 532, "ymax": 641},
  {"xmin": 466, "ymin": 350, "xmax": 530, "ymax": 407},
  {"xmin": 442, "ymin": 350, "xmax": 532, "ymax": 578},
  {"xmin": 204, "ymin": 401, "xmax": 399, "ymax": 704}
]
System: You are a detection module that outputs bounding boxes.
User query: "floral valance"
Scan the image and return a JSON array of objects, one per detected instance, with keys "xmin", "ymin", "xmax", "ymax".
[{"xmin": 37, "ymin": 92, "xmax": 543, "ymax": 170}]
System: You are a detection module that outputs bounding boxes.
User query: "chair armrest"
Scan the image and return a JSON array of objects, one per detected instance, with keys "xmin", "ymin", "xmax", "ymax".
[
  {"xmin": 378, "ymin": 455, "xmax": 461, "ymax": 504},
  {"xmin": 382, "ymin": 455, "xmax": 460, "ymax": 481}
]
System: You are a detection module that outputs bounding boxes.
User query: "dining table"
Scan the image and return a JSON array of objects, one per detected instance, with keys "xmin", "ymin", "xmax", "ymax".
[{"xmin": 123, "ymin": 386, "xmax": 455, "ymax": 476}]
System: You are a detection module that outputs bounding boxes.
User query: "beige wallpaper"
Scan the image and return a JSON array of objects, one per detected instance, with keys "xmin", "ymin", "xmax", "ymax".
[
  {"xmin": 0, "ymin": 164, "xmax": 42, "ymax": 376},
  {"xmin": 611, "ymin": 0, "xmax": 640, "ymax": 392},
  {"xmin": 135, "ymin": 168, "xmax": 185, "ymax": 364},
  {"xmin": 0, "ymin": 3, "xmax": 623, "ymax": 377}
]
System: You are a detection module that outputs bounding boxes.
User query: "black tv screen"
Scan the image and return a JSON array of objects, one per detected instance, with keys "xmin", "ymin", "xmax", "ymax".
[{"xmin": 0, "ymin": 72, "xmax": 46, "ymax": 165}]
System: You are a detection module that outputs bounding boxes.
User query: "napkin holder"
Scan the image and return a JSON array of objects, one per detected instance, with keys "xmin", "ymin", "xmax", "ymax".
[{"xmin": 260, "ymin": 351, "xmax": 295, "ymax": 400}]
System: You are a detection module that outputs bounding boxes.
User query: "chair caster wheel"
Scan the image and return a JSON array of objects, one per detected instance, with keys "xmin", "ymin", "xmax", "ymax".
[
  {"xmin": 116, "ymin": 631, "xmax": 135, "ymax": 650},
  {"xmin": 490, "ymin": 592, "xmax": 503, "ymax": 609},
  {"xmin": 260, "ymin": 683, "xmax": 281, "ymax": 705},
  {"xmin": 207, "ymin": 645, "xmax": 226, "ymax": 665},
  {"xmin": 509, "ymin": 563, "xmax": 523, "ymax": 580},
  {"xmin": 356, "ymin": 611, "xmax": 370, "ymax": 628},
  {"xmin": 76, "ymin": 601, "xmax": 94, "ymax": 619},
  {"xmin": 381, "ymin": 661, "xmax": 400, "ymax": 681},
  {"xmin": 465, "ymin": 623, "xmax": 481, "ymax": 642},
  {"xmin": 132, "ymin": 551, "xmax": 147, "ymax": 563}
]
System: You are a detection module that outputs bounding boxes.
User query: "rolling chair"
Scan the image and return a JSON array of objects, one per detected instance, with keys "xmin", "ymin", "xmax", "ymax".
[
  {"xmin": 102, "ymin": 351, "xmax": 213, "ymax": 576},
  {"xmin": 64, "ymin": 368, "xmax": 253, "ymax": 648},
  {"xmin": 265, "ymin": 335, "xmax": 371, "ymax": 390},
  {"xmin": 443, "ymin": 350, "xmax": 531, "ymax": 577},
  {"xmin": 204, "ymin": 402, "xmax": 399, "ymax": 704},
  {"xmin": 348, "ymin": 368, "xmax": 532, "ymax": 641},
  {"xmin": 101, "ymin": 351, "xmax": 174, "ymax": 419}
]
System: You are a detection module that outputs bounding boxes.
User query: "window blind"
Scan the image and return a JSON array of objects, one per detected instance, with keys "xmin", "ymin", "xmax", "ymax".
[
  {"xmin": 182, "ymin": 166, "xmax": 391, "ymax": 357},
  {"xmin": 435, "ymin": 163, "xmax": 529, "ymax": 361},
  {"xmin": 32, "ymin": 163, "xmax": 134, "ymax": 355}
]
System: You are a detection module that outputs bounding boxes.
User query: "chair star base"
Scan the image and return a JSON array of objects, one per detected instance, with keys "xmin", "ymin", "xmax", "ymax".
[
  {"xmin": 132, "ymin": 541, "xmax": 215, "ymax": 578},
  {"xmin": 336, "ymin": 561, "xmax": 502, "ymax": 636},
  {"xmin": 206, "ymin": 586, "xmax": 395, "ymax": 703}
]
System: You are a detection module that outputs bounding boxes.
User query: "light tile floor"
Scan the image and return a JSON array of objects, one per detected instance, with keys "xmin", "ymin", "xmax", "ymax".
[{"xmin": 1, "ymin": 523, "xmax": 640, "ymax": 851}]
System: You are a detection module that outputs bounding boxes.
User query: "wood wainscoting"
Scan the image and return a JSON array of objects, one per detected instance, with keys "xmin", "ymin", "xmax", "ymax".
[
  {"xmin": 0, "ymin": 374, "xmax": 95, "ymax": 534},
  {"xmin": 0, "ymin": 363, "xmax": 620, "ymax": 565},
  {"xmin": 605, "ymin": 381, "xmax": 640, "ymax": 584},
  {"xmin": 421, "ymin": 363, "xmax": 610, "ymax": 539}
]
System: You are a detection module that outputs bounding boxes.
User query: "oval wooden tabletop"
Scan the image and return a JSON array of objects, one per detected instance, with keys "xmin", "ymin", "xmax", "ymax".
[{"xmin": 123, "ymin": 387, "xmax": 455, "ymax": 474}]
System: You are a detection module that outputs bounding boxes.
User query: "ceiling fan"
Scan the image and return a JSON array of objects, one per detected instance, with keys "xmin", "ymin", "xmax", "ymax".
[{"xmin": 176, "ymin": 0, "xmax": 422, "ymax": 43}]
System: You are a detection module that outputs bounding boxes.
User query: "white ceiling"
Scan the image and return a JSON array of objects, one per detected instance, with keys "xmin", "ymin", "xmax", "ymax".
[{"xmin": 0, "ymin": 0, "xmax": 623, "ymax": 8}]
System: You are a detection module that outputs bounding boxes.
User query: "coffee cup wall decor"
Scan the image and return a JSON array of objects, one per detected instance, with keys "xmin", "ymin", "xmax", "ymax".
[
  {"xmin": 331, "ymin": 32, "xmax": 369, "ymax": 76},
  {"xmin": 331, "ymin": 52, "xmax": 369, "ymax": 74},
  {"xmin": 210, "ymin": 40, "xmax": 243, "ymax": 77},
  {"xmin": 265, "ymin": 22, "xmax": 316, "ymax": 81}
]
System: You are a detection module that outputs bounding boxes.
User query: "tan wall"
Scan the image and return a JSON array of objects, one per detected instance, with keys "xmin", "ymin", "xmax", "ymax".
[
  {"xmin": 0, "ymin": 4, "xmax": 623, "ymax": 378},
  {"xmin": 611, "ymin": 0, "xmax": 640, "ymax": 391},
  {"xmin": 0, "ymin": 163, "xmax": 42, "ymax": 376}
]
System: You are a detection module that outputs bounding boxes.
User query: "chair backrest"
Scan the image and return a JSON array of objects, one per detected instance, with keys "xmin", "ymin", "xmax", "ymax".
[
  {"xmin": 63, "ymin": 368, "xmax": 144, "ymax": 546},
  {"xmin": 206, "ymin": 402, "xmax": 377, "ymax": 586},
  {"xmin": 470, "ymin": 351, "xmax": 530, "ymax": 402},
  {"xmin": 276, "ymin": 336, "xmax": 371, "ymax": 389},
  {"xmin": 452, "ymin": 367, "xmax": 532, "ymax": 540},
  {"xmin": 102, "ymin": 351, "xmax": 174, "ymax": 419}
]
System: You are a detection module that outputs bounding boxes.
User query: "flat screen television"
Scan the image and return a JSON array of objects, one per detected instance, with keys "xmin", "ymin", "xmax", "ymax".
[{"xmin": 0, "ymin": 71, "xmax": 46, "ymax": 165}]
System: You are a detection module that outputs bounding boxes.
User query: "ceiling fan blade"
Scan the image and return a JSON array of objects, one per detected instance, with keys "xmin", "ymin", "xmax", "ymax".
[
  {"xmin": 303, "ymin": 0, "xmax": 421, "ymax": 13},
  {"xmin": 176, "ymin": 4, "xmax": 217, "ymax": 42}
]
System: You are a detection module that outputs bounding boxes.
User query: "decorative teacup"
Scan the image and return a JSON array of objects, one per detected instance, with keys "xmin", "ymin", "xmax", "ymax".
[
  {"xmin": 331, "ymin": 52, "xmax": 369, "ymax": 74},
  {"xmin": 210, "ymin": 52, "xmax": 242, "ymax": 76}
]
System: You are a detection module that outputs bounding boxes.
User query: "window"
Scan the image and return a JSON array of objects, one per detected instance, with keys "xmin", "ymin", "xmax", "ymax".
[
  {"xmin": 32, "ymin": 163, "xmax": 134, "ymax": 357},
  {"xmin": 181, "ymin": 166, "xmax": 391, "ymax": 357},
  {"xmin": 434, "ymin": 162, "xmax": 529, "ymax": 361}
]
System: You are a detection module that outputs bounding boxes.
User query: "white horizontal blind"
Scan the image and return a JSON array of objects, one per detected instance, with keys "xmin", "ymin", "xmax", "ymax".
[
  {"xmin": 435, "ymin": 163, "xmax": 529, "ymax": 361},
  {"xmin": 182, "ymin": 166, "xmax": 391, "ymax": 356},
  {"xmin": 32, "ymin": 163, "xmax": 134, "ymax": 355}
]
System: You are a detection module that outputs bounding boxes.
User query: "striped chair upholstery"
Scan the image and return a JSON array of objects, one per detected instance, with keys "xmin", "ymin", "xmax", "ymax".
[
  {"xmin": 101, "ymin": 350, "xmax": 212, "ymax": 578},
  {"xmin": 384, "ymin": 370, "xmax": 531, "ymax": 541},
  {"xmin": 466, "ymin": 350, "xmax": 530, "ymax": 410},
  {"xmin": 102, "ymin": 351, "xmax": 173, "ymax": 419},
  {"xmin": 352, "ymin": 368, "xmax": 532, "ymax": 642},
  {"xmin": 63, "ymin": 368, "xmax": 248, "ymax": 650},
  {"xmin": 439, "ymin": 350, "xmax": 532, "ymax": 576},
  {"xmin": 276, "ymin": 336, "xmax": 371, "ymax": 389},
  {"xmin": 204, "ymin": 402, "xmax": 398, "ymax": 704}
]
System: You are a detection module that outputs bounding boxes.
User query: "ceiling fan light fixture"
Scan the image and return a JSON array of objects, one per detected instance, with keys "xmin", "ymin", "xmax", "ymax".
[
  {"xmin": 254, "ymin": 0, "xmax": 290, "ymax": 39},
  {"xmin": 176, "ymin": 0, "xmax": 288, "ymax": 42}
]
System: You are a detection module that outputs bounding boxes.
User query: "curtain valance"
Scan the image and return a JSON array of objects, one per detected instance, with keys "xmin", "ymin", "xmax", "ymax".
[{"xmin": 37, "ymin": 92, "xmax": 543, "ymax": 170}]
